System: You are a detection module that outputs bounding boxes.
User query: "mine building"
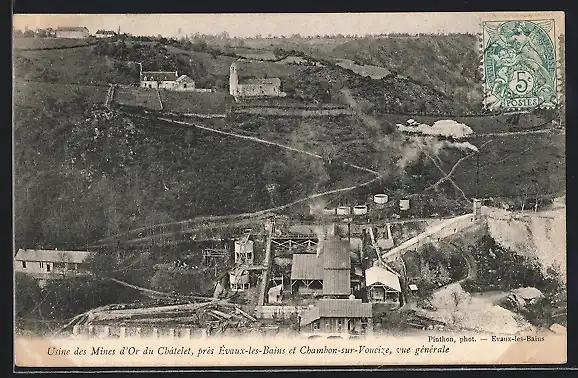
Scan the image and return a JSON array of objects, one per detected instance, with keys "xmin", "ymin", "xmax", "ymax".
[
  {"xmin": 290, "ymin": 237, "xmax": 353, "ymax": 298},
  {"xmin": 299, "ymin": 298, "xmax": 373, "ymax": 335},
  {"xmin": 229, "ymin": 268, "xmax": 250, "ymax": 292},
  {"xmin": 14, "ymin": 249, "xmax": 94, "ymax": 286},
  {"xmin": 234, "ymin": 239, "xmax": 254, "ymax": 265},
  {"xmin": 268, "ymin": 284, "xmax": 283, "ymax": 304},
  {"xmin": 364, "ymin": 265, "xmax": 402, "ymax": 309}
]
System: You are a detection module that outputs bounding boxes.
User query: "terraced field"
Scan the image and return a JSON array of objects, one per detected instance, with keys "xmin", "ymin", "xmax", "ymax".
[
  {"xmin": 159, "ymin": 90, "xmax": 233, "ymax": 114},
  {"xmin": 114, "ymin": 86, "xmax": 163, "ymax": 110}
]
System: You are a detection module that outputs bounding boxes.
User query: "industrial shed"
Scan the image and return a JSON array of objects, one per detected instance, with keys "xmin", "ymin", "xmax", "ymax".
[
  {"xmin": 290, "ymin": 254, "xmax": 323, "ymax": 294},
  {"xmin": 299, "ymin": 299, "xmax": 373, "ymax": 335},
  {"xmin": 365, "ymin": 265, "xmax": 402, "ymax": 309},
  {"xmin": 290, "ymin": 237, "xmax": 353, "ymax": 297}
]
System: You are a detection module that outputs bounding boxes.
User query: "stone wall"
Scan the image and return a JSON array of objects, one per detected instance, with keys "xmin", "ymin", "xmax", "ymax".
[{"xmin": 382, "ymin": 213, "xmax": 478, "ymax": 262}]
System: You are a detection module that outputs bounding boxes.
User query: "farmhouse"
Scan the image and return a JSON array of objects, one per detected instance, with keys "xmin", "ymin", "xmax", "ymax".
[
  {"xmin": 14, "ymin": 249, "xmax": 94, "ymax": 284},
  {"xmin": 290, "ymin": 237, "xmax": 353, "ymax": 298},
  {"xmin": 140, "ymin": 71, "xmax": 199, "ymax": 91},
  {"xmin": 229, "ymin": 62, "xmax": 285, "ymax": 98},
  {"xmin": 95, "ymin": 30, "xmax": 117, "ymax": 38},
  {"xmin": 56, "ymin": 26, "xmax": 90, "ymax": 39},
  {"xmin": 140, "ymin": 71, "xmax": 179, "ymax": 89},
  {"xmin": 299, "ymin": 298, "xmax": 373, "ymax": 335}
]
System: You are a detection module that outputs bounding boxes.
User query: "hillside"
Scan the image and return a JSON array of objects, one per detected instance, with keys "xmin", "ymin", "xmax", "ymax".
[
  {"xmin": 330, "ymin": 35, "xmax": 483, "ymax": 109},
  {"xmin": 14, "ymin": 36, "xmax": 480, "ymax": 115},
  {"xmin": 13, "ymin": 81, "xmax": 368, "ymax": 249}
]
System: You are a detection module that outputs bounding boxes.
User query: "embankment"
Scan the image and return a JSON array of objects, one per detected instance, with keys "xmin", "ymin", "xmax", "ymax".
[{"xmin": 485, "ymin": 206, "xmax": 566, "ymax": 282}]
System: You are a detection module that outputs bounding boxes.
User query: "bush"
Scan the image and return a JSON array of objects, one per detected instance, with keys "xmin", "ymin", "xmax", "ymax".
[{"xmin": 14, "ymin": 273, "xmax": 43, "ymax": 318}]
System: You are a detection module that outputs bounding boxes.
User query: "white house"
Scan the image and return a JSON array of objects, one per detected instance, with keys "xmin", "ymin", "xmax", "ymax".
[
  {"xmin": 365, "ymin": 265, "xmax": 402, "ymax": 309},
  {"xmin": 14, "ymin": 249, "xmax": 95, "ymax": 283},
  {"xmin": 95, "ymin": 30, "xmax": 117, "ymax": 38},
  {"xmin": 55, "ymin": 27, "xmax": 90, "ymax": 39},
  {"xmin": 140, "ymin": 71, "xmax": 179, "ymax": 89}
]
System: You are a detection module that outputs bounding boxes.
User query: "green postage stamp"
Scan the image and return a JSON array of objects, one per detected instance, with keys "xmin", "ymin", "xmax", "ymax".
[{"xmin": 483, "ymin": 19, "xmax": 558, "ymax": 111}]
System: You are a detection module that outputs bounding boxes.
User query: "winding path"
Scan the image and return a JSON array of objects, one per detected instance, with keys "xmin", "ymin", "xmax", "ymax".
[{"xmin": 92, "ymin": 115, "xmax": 383, "ymax": 247}]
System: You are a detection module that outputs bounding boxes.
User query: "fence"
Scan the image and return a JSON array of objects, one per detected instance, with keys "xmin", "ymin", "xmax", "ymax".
[
  {"xmin": 255, "ymin": 305, "xmax": 314, "ymax": 320},
  {"xmin": 232, "ymin": 107, "xmax": 356, "ymax": 117},
  {"xmin": 70, "ymin": 324, "xmax": 207, "ymax": 339}
]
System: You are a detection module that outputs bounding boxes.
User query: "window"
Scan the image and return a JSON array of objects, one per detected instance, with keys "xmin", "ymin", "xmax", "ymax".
[
  {"xmin": 39, "ymin": 262, "xmax": 44, "ymax": 268},
  {"xmin": 54, "ymin": 262, "xmax": 66, "ymax": 269},
  {"xmin": 21, "ymin": 261, "xmax": 26, "ymax": 269},
  {"xmin": 46, "ymin": 264, "xmax": 51, "ymax": 272},
  {"xmin": 313, "ymin": 321, "xmax": 320, "ymax": 331}
]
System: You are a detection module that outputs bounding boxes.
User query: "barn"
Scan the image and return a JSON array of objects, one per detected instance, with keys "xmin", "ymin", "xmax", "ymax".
[{"xmin": 56, "ymin": 26, "xmax": 90, "ymax": 39}]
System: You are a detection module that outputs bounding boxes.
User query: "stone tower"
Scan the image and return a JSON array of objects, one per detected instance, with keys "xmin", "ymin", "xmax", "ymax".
[{"xmin": 229, "ymin": 63, "xmax": 238, "ymax": 96}]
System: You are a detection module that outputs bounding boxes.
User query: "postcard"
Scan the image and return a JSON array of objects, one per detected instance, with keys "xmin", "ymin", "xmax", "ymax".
[{"xmin": 13, "ymin": 11, "xmax": 566, "ymax": 368}]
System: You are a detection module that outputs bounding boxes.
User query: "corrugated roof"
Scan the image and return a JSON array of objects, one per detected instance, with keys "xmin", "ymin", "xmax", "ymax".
[
  {"xmin": 322, "ymin": 238, "xmax": 351, "ymax": 269},
  {"xmin": 15, "ymin": 249, "xmax": 94, "ymax": 264},
  {"xmin": 323, "ymin": 269, "xmax": 351, "ymax": 295},
  {"xmin": 243, "ymin": 78, "xmax": 281, "ymax": 85},
  {"xmin": 57, "ymin": 27, "xmax": 89, "ymax": 32},
  {"xmin": 300, "ymin": 299, "xmax": 372, "ymax": 326},
  {"xmin": 365, "ymin": 266, "xmax": 401, "ymax": 292},
  {"xmin": 141, "ymin": 71, "xmax": 178, "ymax": 81},
  {"xmin": 291, "ymin": 254, "xmax": 323, "ymax": 280}
]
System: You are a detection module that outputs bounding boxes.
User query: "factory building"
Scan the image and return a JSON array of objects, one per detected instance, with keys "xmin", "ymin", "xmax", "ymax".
[
  {"xmin": 290, "ymin": 237, "xmax": 353, "ymax": 298},
  {"xmin": 299, "ymin": 298, "xmax": 373, "ymax": 335}
]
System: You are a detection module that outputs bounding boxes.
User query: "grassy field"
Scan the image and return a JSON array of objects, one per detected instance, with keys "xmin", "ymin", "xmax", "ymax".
[
  {"xmin": 13, "ymin": 37, "xmax": 94, "ymax": 50},
  {"xmin": 114, "ymin": 86, "xmax": 162, "ymax": 110},
  {"xmin": 13, "ymin": 80, "xmax": 108, "ymax": 110},
  {"xmin": 13, "ymin": 45, "xmax": 134, "ymax": 85},
  {"xmin": 159, "ymin": 90, "xmax": 233, "ymax": 114}
]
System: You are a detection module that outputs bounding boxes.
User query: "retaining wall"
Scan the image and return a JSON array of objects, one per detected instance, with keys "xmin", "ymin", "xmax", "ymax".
[{"xmin": 382, "ymin": 213, "xmax": 478, "ymax": 262}]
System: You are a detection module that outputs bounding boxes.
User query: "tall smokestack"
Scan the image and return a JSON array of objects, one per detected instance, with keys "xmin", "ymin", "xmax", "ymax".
[{"xmin": 476, "ymin": 152, "xmax": 480, "ymax": 198}]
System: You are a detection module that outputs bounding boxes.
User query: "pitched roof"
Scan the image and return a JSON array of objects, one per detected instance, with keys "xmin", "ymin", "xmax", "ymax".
[
  {"xmin": 243, "ymin": 78, "xmax": 281, "ymax": 85},
  {"xmin": 365, "ymin": 266, "xmax": 401, "ymax": 292},
  {"xmin": 322, "ymin": 238, "xmax": 351, "ymax": 270},
  {"xmin": 323, "ymin": 269, "xmax": 351, "ymax": 296},
  {"xmin": 56, "ymin": 27, "xmax": 89, "ymax": 32},
  {"xmin": 291, "ymin": 254, "xmax": 323, "ymax": 280},
  {"xmin": 300, "ymin": 299, "xmax": 372, "ymax": 326},
  {"xmin": 96, "ymin": 30, "xmax": 116, "ymax": 34},
  {"xmin": 176, "ymin": 75, "xmax": 195, "ymax": 83},
  {"xmin": 268, "ymin": 284, "xmax": 283, "ymax": 295},
  {"xmin": 141, "ymin": 71, "xmax": 178, "ymax": 81},
  {"xmin": 15, "ymin": 249, "xmax": 94, "ymax": 264}
]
